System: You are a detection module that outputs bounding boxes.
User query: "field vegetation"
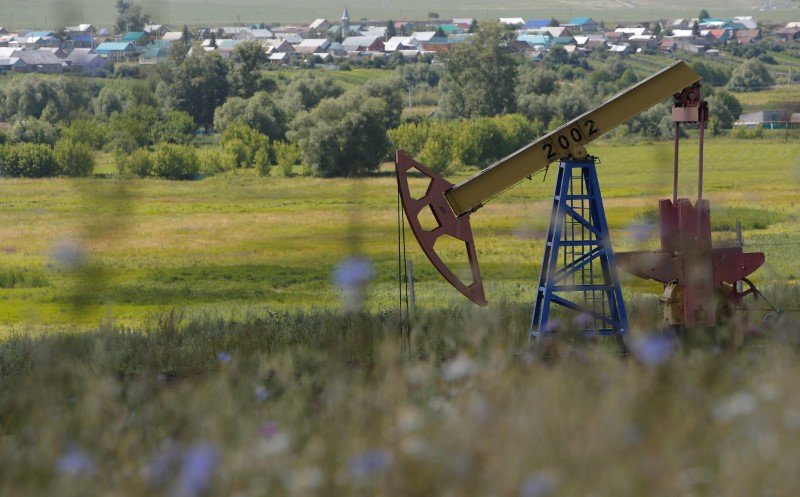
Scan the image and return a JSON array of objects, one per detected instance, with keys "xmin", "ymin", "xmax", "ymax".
[{"xmin": 2, "ymin": 13, "xmax": 800, "ymax": 495}]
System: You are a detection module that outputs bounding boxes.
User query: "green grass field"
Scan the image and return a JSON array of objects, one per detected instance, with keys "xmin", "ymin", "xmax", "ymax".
[{"xmin": 0, "ymin": 137, "xmax": 797, "ymax": 333}]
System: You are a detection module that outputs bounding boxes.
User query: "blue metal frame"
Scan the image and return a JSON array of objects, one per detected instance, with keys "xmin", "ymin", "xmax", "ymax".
[{"xmin": 530, "ymin": 159, "xmax": 629, "ymax": 342}]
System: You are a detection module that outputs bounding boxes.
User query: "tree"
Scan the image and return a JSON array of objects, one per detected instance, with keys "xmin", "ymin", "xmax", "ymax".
[
  {"xmin": 9, "ymin": 119, "xmax": 58, "ymax": 145},
  {"xmin": 386, "ymin": 20, "xmax": 397, "ymax": 40},
  {"xmin": 209, "ymin": 31, "xmax": 218, "ymax": 49},
  {"xmin": 428, "ymin": 12, "xmax": 440, "ymax": 19},
  {"xmin": 652, "ymin": 22, "xmax": 662, "ymax": 37},
  {"xmin": 114, "ymin": 1, "xmax": 151, "ymax": 34},
  {"xmin": 439, "ymin": 24, "xmax": 517, "ymax": 119},
  {"xmin": 726, "ymin": 59, "xmax": 774, "ymax": 92},
  {"xmin": 0, "ymin": 143, "xmax": 58, "ymax": 178},
  {"xmin": 548, "ymin": 18, "xmax": 560, "ymax": 27},
  {"xmin": 698, "ymin": 9, "xmax": 710, "ymax": 20},
  {"xmin": 54, "ymin": 139, "xmax": 96, "ymax": 177},
  {"xmin": 152, "ymin": 144, "xmax": 199, "ymax": 180},
  {"xmin": 691, "ymin": 21, "xmax": 700, "ymax": 37},
  {"xmin": 170, "ymin": 51, "xmax": 230, "ymax": 131},
  {"xmin": 280, "ymin": 72, "xmax": 345, "ymax": 117},
  {"xmin": 288, "ymin": 90, "xmax": 395, "ymax": 177},
  {"xmin": 229, "ymin": 40, "xmax": 268, "ymax": 98}
]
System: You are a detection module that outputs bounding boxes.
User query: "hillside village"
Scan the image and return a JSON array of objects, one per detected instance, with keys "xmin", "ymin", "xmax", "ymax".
[{"xmin": 0, "ymin": 8, "xmax": 798, "ymax": 74}]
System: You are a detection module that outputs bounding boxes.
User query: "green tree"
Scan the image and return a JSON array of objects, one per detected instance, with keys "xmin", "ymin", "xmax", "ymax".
[
  {"xmin": 691, "ymin": 21, "xmax": 700, "ymax": 37},
  {"xmin": 440, "ymin": 24, "xmax": 517, "ymax": 119},
  {"xmin": 726, "ymin": 59, "xmax": 775, "ymax": 92},
  {"xmin": 388, "ymin": 121, "xmax": 430, "ymax": 158},
  {"xmin": 61, "ymin": 119, "xmax": 106, "ymax": 150},
  {"xmin": 152, "ymin": 144, "xmax": 199, "ymax": 180},
  {"xmin": 9, "ymin": 119, "xmax": 59, "ymax": 145},
  {"xmin": 386, "ymin": 20, "xmax": 397, "ymax": 40},
  {"xmin": 280, "ymin": 72, "xmax": 345, "ymax": 117},
  {"xmin": 114, "ymin": 0, "xmax": 151, "ymax": 34},
  {"xmin": 214, "ymin": 92, "xmax": 287, "ymax": 139},
  {"xmin": 699, "ymin": 9, "xmax": 710, "ymax": 20},
  {"xmin": 428, "ymin": 12, "xmax": 440, "ymax": 19},
  {"xmin": 116, "ymin": 147, "xmax": 152, "ymax": 176},
  {"xmin": 54, "ymin": 139, "xmax": 96, "ymax": 177},
  {"xmin": 288, "ymin": 91, "xmax": 394, "ymax": 177},
  {"xmin": 221, "ymin": 122, "xmax": 272, "ymax": 168},
  {"xmin": 93, "ymin": 87, "xmax": 124, "ymax": 117},
  {"xmin": 229, "ymin": 40, "xmax": 268, "ymax": 98},
  {"xmin": 652, "ymin": 22, "xmax": 662, "ymax": 37},
  {"xmin": 170, "ymin": 51, "xmax": 231, "ymax": 131},
  {"xmin": 419, "ymin": 122, "xmax": 456, "ymax": 174},
  {"xmin": 1, "ymin": 143, "xmax": 58, "ymax": 178}
]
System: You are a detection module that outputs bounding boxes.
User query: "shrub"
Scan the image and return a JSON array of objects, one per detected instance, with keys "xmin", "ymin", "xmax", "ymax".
[
  {"xmin": 54, "ymin": 139, "xmax": 96, "ymax": 177},
  {"xmin": 273, "ymin": 141, "xmax": 301, "ymax": 176},
  {"xmin": 9, "ymin": 118, "xmax": 59, "ymax": 145},
  {"xmin": 152, "ymin": 144, "xmax": 199, "ymax": 180},
  {"xmin": 198, "ymin": 148, "xmax": 235, "ymax": 176},
  {"xmin": 116, "ymin": 148, "xmax": 153, "ymax": 177},
  {"xmin": 0, "ymin": 143, "xmax": 58, "ymax": 178}
]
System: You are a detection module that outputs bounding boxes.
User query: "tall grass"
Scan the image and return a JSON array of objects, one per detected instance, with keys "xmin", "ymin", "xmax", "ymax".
[{"xmin": 2, "ymin": 305, "xmax": 800, "ymax": 496}]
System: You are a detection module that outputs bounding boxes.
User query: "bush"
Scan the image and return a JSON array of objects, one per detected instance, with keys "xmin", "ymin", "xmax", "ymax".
[
  {"xmin": 273, "ymin": 141, "xmax": 301, "ymax": 177},
  {"xmin": 198, "ymin": 148, "xmax": 235, "ymax": 176},
  {"xmin": 152, "ymin": 144, "xmax": 199, "ymax": 180},
  {"xmin": 116, "ymin": 148, "xmax": 153, "ymax": 177},
  {"xmin": 9, "ymin": 118, "xmax": 59, "ymax": 145},
  {"xmin": 0, "ymin": 143, "xmax": 58, "ymax": 178},
  {"xmin": 54, "ymin": 139, "xmax": 96, "ymax": 177}
]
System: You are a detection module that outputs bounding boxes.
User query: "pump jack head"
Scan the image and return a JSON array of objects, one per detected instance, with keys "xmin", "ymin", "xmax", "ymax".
[{"xmin": 395, "ymin": 150, "xmax": 488, "ymax": 306}]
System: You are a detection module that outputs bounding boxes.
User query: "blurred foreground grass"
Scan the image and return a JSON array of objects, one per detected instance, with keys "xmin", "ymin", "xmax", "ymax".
[{"xmin": 3, "ymin": 305, "xmax": 800, "ymax": 496}]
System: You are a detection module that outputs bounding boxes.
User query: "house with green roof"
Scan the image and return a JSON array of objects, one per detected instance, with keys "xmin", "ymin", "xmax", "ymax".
[{"xmin": 120, "ymin": 31, "xmax": 150, "ymax": 46}]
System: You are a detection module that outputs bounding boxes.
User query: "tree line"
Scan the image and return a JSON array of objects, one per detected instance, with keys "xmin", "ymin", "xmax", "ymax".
[{"xmin": 0, "ymin": 25, "xmax": 778, "ymax": 179}]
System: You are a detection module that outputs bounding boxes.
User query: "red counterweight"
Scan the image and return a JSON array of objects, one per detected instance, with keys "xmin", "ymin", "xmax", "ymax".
[{"xmin": 615, "ymin": 84, "xmax": 765, "ymax": 328}]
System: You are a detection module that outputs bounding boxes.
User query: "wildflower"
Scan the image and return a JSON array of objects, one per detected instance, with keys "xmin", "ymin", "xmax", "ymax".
[
  {"xmin": 519, "ymin": 473, "xmax": 557, "ymax": 497},
  {"xmin": 173, "ymin": 443, "xmax": 220, "ymax": 497},
  {"xmin": 254, "ymin": 385, "xmax": 270, "ymax": 402},
  {"xmin": 332, "ymin": 256, "xmax": 374, "ymax": 311},
  {"xmin": 441, "ymin": 355, "xmax": 476, "ymax": 381},
  {"xmin": 260, "ymin": 422, "xmax": 279, "ymax": 438},
  {"xmin": 633, "ymin": 333, "xmax": 676, "ymax": 366},
  {"xmin": 712, "ymin": 392, "xmax": 757, "ymax": 422},
  {"xmin": 348, "ymin": 449, "xmax": 392, "ymax": 478},
  {"xmin": 55, "ymin": 445, "xmax": 95, "ymax": 476},
  {"xmin": 257, "ymin": 425, "xmax": 290, "ymax": 456},
  {"xmin": 51, "ymin": 239, "xmax": 85, "ymax": 270},
  {"xmin": 216, "ymin": 352, "xmax": 232, "ymax": 364}
]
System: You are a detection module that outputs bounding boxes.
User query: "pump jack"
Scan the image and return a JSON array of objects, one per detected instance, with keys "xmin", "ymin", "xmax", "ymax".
[{"xmin": 396, "ymin": 61, "xmax": 765, "ymax": 340}]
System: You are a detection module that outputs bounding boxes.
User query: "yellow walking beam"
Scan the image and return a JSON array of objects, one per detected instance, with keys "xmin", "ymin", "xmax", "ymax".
[{"xmin": 444, "ymin": 60, "xmax": 700, "ymax": 217}]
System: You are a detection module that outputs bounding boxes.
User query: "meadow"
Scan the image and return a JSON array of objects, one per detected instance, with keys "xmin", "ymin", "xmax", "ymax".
[
  {"xmin": 0, "ymin": 136, "xmax": 798, "ymax": 333},
  {"xmin": 0, "ymin": 132, "xmax": 799, "ymax": 494}
]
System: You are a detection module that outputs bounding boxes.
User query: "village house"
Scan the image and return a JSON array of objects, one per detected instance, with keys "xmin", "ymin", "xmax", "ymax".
[
  {"xmin": 341, "ymin": 36, "xmax": 384, "ymax": 53},
  {"xmin": 144, "ymin": 24, "xmax": 169, "ymax": 38},
  {"xmin": 94, "ymin": 41, "xmax": 136, "ymax": 60},
  {"xmin": 120, "ymin": 31, "xmax": 151, "ymax": 46},
  {"xmin": 64, "ymin": 48, "xmax": 107, "ymax": 72},
  {"xmin": 294, "ymin": 38, "xmax": 331, "ymax": 55},
  {"xmin": 563, "ymin": 17, "xmax": 599, "ymax": 33}
]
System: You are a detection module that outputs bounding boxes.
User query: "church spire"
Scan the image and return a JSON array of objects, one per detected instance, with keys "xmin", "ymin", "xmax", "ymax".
[{"xmin": 341, "ymin": 5, "xmax": 350, "ymax": 38}]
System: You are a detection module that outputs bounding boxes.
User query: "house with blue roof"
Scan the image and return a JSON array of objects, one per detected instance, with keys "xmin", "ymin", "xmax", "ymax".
[
  {"xmin": 68, "ymin": 33, "xmax": 94, "ymax": 49},
  {"xmin": 94, "ymin": 41, "xmax": 136, "ymax": 60},
  {"xmin": 524, "ymin": 19, "xmax": 551, "ymax": 30},
  {"xmin": 563, "ymin": 17, "xmax": 598, "ymax": 32},
  {"xmin": 517, "ymin": 34, "xmax": 550, "ymax": 47}
]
